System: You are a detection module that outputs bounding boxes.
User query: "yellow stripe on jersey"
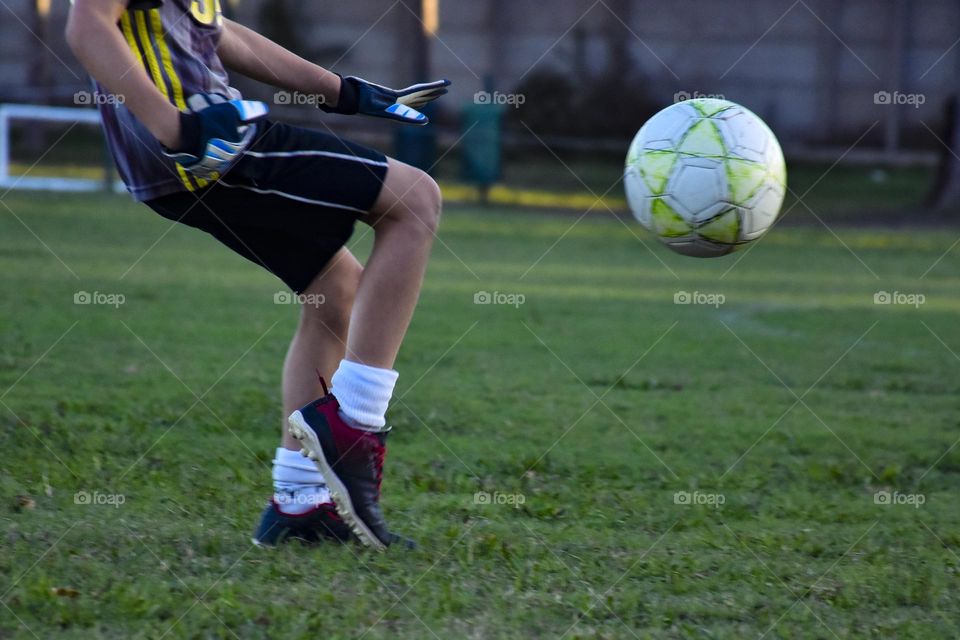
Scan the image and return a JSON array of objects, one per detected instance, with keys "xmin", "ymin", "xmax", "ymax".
[
  {"xmin": 120, "ymin": 10, "xmax": 212, "ymax": 192},
  {"xmin": 148, "ymin": 9, "xmax": 208, "ymax": 189},
  {"xmin": 134, "ymin": 11, "xmax": 169, "ymax": 100},
  {"xmin": 150, "ymin": 9, "xmax": 185, "ymax": 110},
  {"xmin": 122, "ymin": 12, "xmax": 193, "ymax": 191},
  {"xmin": 175, "ymin": 164, "xmax": 198, "ymax": 191},
  {"xmin": 119, "ymin": 13, "xmax": 144, "ymax": 67}
]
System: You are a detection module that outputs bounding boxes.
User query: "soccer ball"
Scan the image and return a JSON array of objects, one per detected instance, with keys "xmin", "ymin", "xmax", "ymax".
[{"xmin": 624, "ymin": 98, "xmax": 786, "ymax": 258}]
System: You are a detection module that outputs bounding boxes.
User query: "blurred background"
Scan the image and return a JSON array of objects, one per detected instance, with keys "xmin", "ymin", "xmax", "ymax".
[{"xmin": 3, "ymin": 0, "xmax": 960, "ymax": 216}]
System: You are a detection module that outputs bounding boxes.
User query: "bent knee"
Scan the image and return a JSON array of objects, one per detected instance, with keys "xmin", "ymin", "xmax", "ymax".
[
  {"xmin": 408, "ymin": 174, "xmax": 442, "ymax": 234},
  {"xmin": 372, "ymin": 162, "xmax": 443, "ymax": 234}
]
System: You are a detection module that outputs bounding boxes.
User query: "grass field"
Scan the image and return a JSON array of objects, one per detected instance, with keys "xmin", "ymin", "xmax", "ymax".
[{"xmin": 2, "ymin": 190, "xmax": 960, "ymax": 638}]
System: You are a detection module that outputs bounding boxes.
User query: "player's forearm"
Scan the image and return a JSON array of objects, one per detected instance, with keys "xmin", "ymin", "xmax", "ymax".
[
  {"xmin": 218, "ymin": 19, "xmax": 342, "ymax": 106},
  {"xmin": 66, "ymin": 2, "xmax": 181, "ymax": 147}
]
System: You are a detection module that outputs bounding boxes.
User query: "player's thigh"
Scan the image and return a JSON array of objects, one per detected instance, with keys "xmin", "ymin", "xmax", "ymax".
[
  {"xmin": 364, "ymin": 158, "xmax": 442, "ymax": 232},
  {"xmin": 145, "ymin": 187, "xmax": 358, "ymax": 295},
  {"xmin": 228, "ymin": 121, "xmax": 389, "ymax": 220}
]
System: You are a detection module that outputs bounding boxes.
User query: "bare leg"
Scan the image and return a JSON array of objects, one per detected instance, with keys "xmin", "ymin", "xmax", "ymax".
[
  {"xmin": 280, "ymin": 248, "xmax": 363, "ymax": 450},
  {"xmin": 346, "ymin": 158, "xmax": 442, "ymax": 369}
]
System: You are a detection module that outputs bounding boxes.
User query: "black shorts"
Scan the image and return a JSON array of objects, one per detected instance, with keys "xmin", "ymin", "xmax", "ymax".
[{"xmin": 145, "ymin": 121, "xmax": 388, "ymax": 293}]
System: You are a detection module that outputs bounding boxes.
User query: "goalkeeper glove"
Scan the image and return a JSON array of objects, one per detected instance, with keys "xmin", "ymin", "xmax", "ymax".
[
  {"xmin": 321, "ymin": 75, "xmax": 450, "ymax": 125},
  {"xmin": 163, "ymin": 93, "xmax": 269, "ymax": 181}
]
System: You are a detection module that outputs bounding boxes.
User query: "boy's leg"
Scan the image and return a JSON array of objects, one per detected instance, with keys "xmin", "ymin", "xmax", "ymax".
[
  {"xmin": 346, "ymin": 158, "xmax": 442, "ymax": 369},
  {"xmin": 289, "ymin": 158, "xmax": 441, "ymax": 549},
  {"xmin": 269, "ymin": 248, "xmax": 362, "ymax": 520},
  {"xmin": 280, "ymin": 248, "xmax": 362, "ymax": 449}
]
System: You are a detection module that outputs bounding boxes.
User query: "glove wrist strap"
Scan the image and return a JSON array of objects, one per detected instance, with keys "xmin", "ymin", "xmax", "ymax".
[
  {"xmin": 165, "ymin": 111, "xmax": 202, "ymax": 155},
  {"xmin": 320, "ymin": 74, "xmax": 359, "ymax": 115}
]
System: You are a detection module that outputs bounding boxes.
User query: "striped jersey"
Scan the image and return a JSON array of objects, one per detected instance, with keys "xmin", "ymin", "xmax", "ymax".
[{"xmin": 96, "ymin": 0, "xmax": 240, "ymax": 201}]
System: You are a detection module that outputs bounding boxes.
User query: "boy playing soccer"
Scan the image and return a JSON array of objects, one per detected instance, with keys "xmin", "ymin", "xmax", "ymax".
[{"xmin": 66, "ymin": 0, "xmax": 451, "ymax": 550}]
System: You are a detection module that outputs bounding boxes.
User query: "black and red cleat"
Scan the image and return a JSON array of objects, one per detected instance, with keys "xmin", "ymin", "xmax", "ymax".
[{"xmin": 287, "ymin": 382, "xmax": 413, "ymax": 551}]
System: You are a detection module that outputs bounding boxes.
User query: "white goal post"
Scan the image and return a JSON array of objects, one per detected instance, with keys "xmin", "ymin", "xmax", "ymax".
[{"xmin": 0, "ymin": 103, "xmax": 123, "ymax": 193}]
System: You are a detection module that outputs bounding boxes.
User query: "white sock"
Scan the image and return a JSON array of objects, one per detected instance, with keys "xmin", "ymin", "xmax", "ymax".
[
  {"xmin": 330, "ymin": 359, "xmax": 398, "ymax": 431},
  {"xmin": 272, "ymin": 447, "xmax": 330, "ymax": 515}
]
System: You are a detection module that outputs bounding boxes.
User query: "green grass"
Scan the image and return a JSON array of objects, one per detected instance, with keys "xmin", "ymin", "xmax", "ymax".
[{"xmin": 2, "ymin": 191, "xmax": 960, "ymax": 638}]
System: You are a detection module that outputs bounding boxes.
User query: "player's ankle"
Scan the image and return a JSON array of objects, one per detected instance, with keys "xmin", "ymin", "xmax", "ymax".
[{"xmin": 330, "ymin": 359, "xmax": 398, "ymax": 431}]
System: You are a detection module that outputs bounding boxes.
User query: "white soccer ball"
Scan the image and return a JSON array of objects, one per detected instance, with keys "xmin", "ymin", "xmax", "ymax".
[{"xmin": 624, "ymin": 98, "xmax": 787, "ymax": 258}]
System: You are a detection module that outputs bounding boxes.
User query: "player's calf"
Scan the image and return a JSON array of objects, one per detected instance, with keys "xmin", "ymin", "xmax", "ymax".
[{"xmin": 296, "ymin": 256, "xmax": 361, "ymax": 338}]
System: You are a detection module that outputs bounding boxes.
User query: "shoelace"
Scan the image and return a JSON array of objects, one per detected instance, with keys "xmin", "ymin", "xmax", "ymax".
[{"xmin": 316, "ymin": 371, "xmax": 330, "ymax": 396}]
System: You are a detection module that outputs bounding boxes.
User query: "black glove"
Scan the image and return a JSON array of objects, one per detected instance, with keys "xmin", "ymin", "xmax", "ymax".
[
  {"xmin": 163, "ymin": 93, "xmax": 268, "ymax": 180},
  {"xmin": 321, "ymin": 75, "xmax": 450, "ymax": 125}
]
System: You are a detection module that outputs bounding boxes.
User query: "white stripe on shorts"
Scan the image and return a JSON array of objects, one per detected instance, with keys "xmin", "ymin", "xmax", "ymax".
[
  {"xmin": 243, "ymin": 149, "xmax": 389, "ymax": 168},
  {"xmin": 216, "ymin": 181, "xmax": 368, "ymax": 214}
]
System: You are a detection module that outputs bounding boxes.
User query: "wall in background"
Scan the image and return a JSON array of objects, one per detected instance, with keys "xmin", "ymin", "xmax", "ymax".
[{"xmin": 4, "ymin": 0, "xmax": 959, "ymax": 152}]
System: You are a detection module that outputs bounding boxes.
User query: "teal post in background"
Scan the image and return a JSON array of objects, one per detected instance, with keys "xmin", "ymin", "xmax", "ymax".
[{"xmin": 460, "ymin": 99, "xmax": 505, "ymax": 204}]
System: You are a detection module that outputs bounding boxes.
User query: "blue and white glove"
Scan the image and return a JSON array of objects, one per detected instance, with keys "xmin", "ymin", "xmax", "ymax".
[
  {"xmin": 163, "ymin": 93, "xmax": 269, "ymax": 181},
  {"xmin": 321, "ymin": 75, "xmax": 450, "ymax": 125}
]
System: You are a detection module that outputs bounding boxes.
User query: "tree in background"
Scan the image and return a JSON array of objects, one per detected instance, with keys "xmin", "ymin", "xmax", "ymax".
[{"xmin": 510, "ymin": 2, "xmax": 658, "ymax": 145}]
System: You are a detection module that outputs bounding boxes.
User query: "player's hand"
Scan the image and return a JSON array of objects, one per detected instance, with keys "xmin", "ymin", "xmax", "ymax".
[
  {"xmin": 322, "ymin": 75, "xmax": 450, "ymax": 125},
  {"xmin": 163, "ymin": 93, "xmax": 269, "ymax": 181}
]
